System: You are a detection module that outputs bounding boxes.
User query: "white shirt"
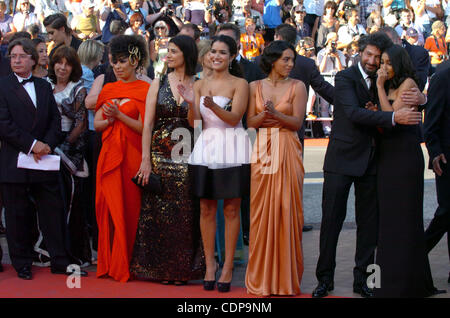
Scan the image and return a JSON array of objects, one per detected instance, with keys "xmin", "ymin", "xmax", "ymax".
[
  {"xmin": 15, "ymin": 73, "xmax": 38, "ymax": 154},
  {"xmin": 357, "ymin": 62, "xmax": 396, "ymax": 126},
  {"xmin": 304, "ymin": 0, "xmax": 325, "ymax": 16},
  {"xmin": 338, "ymin": 24, "xmax": 367, "ymax": 45},
  {"xmin": 411, "ymin": 0, "xmax": 441, "ymax": 25}
]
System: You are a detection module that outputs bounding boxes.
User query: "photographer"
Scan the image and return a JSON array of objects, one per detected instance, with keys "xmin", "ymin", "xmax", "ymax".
[
  {"xmin": 316, "ymin": 32, "xmax": 345, "ymax": 136},
  {"xmin": 425, "ymin": 20, "xmax": 448, "ymax": 73},
  {"xmin": 411, "ymin": 0, "xmax": 443, "ymax": 40},
  {"xmin": 296, "ymin": 36, "xmax": 316, "ymax": 60},
  {"xmin": 231, "ymin": 0, "xmax": 264, "ymax": 34},
  {"xmin": 143, "ymin": 0, "xmax": 183, "ymax": 33},
  {"xmin": 149, "ymin": 19, "xmax": 170, "ymax": 77},
  {"xmin": 337, "ymin": 8, "xmax": 366, "ymax": 49},
  {"xmin": 394, "ymin": 8, "xmax": 424, "ymax": 45},
  {"xmin": 100, "ymin": 0, "xmax": 128, "ymax": 43},
  {"xmin": 382, "ymin": 0, "xmax": 409, "ymax": 26},
  {"xmin": 240, "ymin": 17, "xmax": 264, "ymax": 61},
  {"xmin": 11, "ymin": 0, "xmax": 40, "ymax": 33}
]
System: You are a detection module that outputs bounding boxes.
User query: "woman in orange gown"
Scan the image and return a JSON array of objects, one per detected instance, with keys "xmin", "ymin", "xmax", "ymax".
[
  {"xmin": 94, "ymin": 35, "xmax": 150, "ymax": 282},
  {"xmin": 245, "ymin": 41, "xmax": 307, "ymax": 296}
]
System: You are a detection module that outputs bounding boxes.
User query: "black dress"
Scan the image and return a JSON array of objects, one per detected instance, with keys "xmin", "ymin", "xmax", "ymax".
[
  {"xmin": 374, "ymin": 118, "xmax": 437, "ymax": 297},
  {"xmin": 129, "ymin": 75, "xmax": 205, "ymax": 281}
]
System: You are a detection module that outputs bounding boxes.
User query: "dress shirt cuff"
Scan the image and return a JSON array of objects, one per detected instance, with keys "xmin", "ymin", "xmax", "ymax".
[
  {"xmin": 392, "ymin": 112, "xmax": 396, "ymax": 126},
  {"xmin": 28, "ymin": 139, "xmax": 37, "ymax": 155},
  {"xmin": 420, "ymin": 94, "xmax": 427, "ymax": 106}
]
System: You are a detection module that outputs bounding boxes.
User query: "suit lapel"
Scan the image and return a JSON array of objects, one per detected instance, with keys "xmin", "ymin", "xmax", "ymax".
[
  {"xmin": 10, "ymin": 74, "xmax": 37, "ymax": 116},
  {"xmin": 32, "ymin": 78, "xmax": 48, "ymax": 130}
]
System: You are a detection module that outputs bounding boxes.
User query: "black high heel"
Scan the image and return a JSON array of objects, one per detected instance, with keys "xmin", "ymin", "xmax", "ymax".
[
  {"xmin": 203, "ymin": 263, "xmax": 219, "ymax": 291},
  {"xmin": 217, "ymin": 269, "xmax": 233, "ymax": 293}
]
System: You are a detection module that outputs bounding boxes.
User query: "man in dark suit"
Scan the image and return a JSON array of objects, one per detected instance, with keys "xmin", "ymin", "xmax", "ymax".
[
  {"xmin": 423, "ymin": 67, "xmax": 450, "ymax": 285},
  {"xmin": 312, "ymin": 32, "xmax": 423, "ymax": 298},
  {"xmin": 0, "ymin": 38, "xmax": 86, "ymax": 279}
]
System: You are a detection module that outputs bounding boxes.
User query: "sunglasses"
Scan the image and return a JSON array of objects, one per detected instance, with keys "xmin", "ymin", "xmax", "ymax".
[{"xmin": 155, "ymin": 26, "xmax": 167, "ymax": 30}]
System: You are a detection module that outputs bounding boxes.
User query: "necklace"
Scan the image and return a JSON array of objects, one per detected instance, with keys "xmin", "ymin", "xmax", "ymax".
[{"xmin": 266, "ymin": 76, "xmax": 289, "ymax": 85}]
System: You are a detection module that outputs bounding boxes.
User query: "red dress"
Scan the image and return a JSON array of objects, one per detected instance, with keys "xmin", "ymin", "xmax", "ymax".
[{"xmin": 95, "ymin": 80, "xmax": 150, "ymax": 282}]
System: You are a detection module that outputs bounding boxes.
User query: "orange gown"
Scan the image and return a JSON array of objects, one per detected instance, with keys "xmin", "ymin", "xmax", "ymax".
[
  {"xmin": 95, "ymin": 80, "xmax": 150, "ymax": 282},
  {"xmin": 245, "ymin": 80, "xmax": 305, "ymax": 296}
]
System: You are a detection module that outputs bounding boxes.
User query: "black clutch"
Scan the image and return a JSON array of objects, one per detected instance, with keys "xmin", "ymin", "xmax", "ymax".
[{"xmin": 131, "ymin": 173, "xmax": 162, "ymax": 194}]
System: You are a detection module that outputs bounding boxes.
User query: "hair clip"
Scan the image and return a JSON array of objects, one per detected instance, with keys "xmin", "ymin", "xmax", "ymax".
[{"xmin": 128, "ymin": 44, "xmax": 140, "ymax": 66}]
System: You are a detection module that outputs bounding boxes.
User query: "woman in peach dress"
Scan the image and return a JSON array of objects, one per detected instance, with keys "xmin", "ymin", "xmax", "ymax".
[{"xmin": 245, "ymin": 41, "xmax": 307, "ymax": 296}]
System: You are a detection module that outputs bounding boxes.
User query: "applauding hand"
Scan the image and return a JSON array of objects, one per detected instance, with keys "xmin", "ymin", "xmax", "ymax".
[
  {"xmin": 203, "ymin": 91, "xmax": 217, "ymax": 109},
  {"xmin": 178, "ymin": 84, "xmax": 194, "ymax": 105}
]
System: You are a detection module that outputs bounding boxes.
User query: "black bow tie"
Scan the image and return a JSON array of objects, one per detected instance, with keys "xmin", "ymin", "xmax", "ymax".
[{"xmin": 20, "ymin": 77, "xmax": 34, "ymax": 85}]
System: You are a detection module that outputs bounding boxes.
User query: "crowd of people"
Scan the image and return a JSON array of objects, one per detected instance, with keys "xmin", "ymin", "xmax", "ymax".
[{"xmin": 0, "ymin": 0, "xmax": 449, "ymax": 299}]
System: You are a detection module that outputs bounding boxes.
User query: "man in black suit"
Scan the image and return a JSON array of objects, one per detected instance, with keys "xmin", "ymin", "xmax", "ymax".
[
  {"xmin": 423, "ymin": 67, "xmax": 450, "ymax": 284},
  {"xmin": 0, "ymin": 38, "xmax": 86, "ymax": 279},
  {"xmin": 312, "ymin": 32, "xmax": 423, "ymax": 298}
]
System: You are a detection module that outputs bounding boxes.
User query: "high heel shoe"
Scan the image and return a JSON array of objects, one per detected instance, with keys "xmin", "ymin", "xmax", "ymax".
[
  {"xmin": 217, "ymin": 269, "xmax": 233, "ymax": 293},
  {"xmin": 203, "ymin": 263, "xmax": 219, "ymax": 291}
]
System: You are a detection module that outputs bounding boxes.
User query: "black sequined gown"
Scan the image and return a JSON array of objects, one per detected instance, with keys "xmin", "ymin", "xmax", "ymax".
[{"xmin": 130, "ymin": 74, "xmax": 205, "ymax": 281}]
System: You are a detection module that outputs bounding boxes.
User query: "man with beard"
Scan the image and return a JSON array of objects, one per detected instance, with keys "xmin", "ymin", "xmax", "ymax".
[{"xmin": 312, "ymin": 32, "xmax": 423, "ymax": 298}]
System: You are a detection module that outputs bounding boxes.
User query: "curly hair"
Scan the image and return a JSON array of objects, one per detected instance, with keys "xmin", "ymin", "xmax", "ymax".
[
  {"xmin": 108, "ymin": 34, "xmax": 149, "ymax": 70},
  {"xmin": 260, "ymin": 40, "xmax": 296, "ymax": 75}
]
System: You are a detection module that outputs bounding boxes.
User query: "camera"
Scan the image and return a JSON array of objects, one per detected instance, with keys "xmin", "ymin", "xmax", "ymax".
[
  {"xmin": 299, "ymin": 39, "xmax": 305, "ymax": 47},
  {"xmin": 330, "ymin": 41, "xmax": 337, "ymax": 54},
  {"xmin": 401, "ymin": 24, "xmax": 408, "ymax": 31},
  {"xmin": 165, "ymin": 9, "xmax": 174, "ymax": 16}
]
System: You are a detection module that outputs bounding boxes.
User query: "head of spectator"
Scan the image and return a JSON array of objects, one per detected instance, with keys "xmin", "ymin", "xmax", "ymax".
[
  {"xmin": 357, "ymin": 31, "xmax": 393, "ymax": 76},
  {"xmin": 380, "ymin": 44, "xmax": 418, "ymax": 90},
  {"xmin": 110, "ymin": 19, "xmax": 129, "ymax": 36},
  {"xmin": 369, "ymin": 25, "xmax": 380, "ymax": 34},
  {"xmin": 379, "ymin": 26, "xmax": 402, "ymax": 45},
  {"xmin": 130, "ymin": 12, "xmax": 145, "ymax": 33},
  {"xmin": 78, "ymin": 39, "xmax": 105, "ymax": 70},
  {"xmin": 282, "ymin": 0, "xmax": 293, "ymax": 15},
  {"xmin": 292, "ymin": 5, "xmax": 306, "ymax": 25},
  {"xmin": 405, "ymin": 27, "xmax": 419, "ymax": 46},
  {"xmin": 347, "ymin": 9, "xmax": 359, "ymax": 27},
  {"xmin": 323, "ymin": 1, "xmax": 338, "ymax": 19},
  {"xmin": 431, "ymin": 20, "xmax": 446, "ymax": 38},
  {"xmin": 260, "ymin": 40, "xmax": 296, "ymax": 77},
  {"xmin": 17, "ymin": 0, "xmax": 31, "ymax": 14},
  {"xmin": 399, "ymin": 9, "xmax": 412, "ymax": 28},
  {"xmin": 167, "ymin": 35, "xmax": 198, "ymax": 76},
  {"xmin": 153, "ymin": 20, "xmax": 169, "ymax": 38},
  {"xmin": 179, "ymin": 23, "xmax": 201, "ymax": 42},
  {"xmin": 241, "ymin": 0, "xmax": 252, "ymax": 11},
  {"xmin": 8, "ymin": 38, "xmax": 38, "ymax": 77},
  {"xmin": 197, "ymin": 39, "xmax": 212, "ymax": 73},
  {"xmin": 210, "ymin": 34, "xmax": 242, "ymax": 77},
  {"xmin": 274, "ymin": 23, "xmax": 297, "ymax": 47},
  {"xmin": 214, "ymin": 7, "xmax": 230, "ymax": 24},
  {"xmin": 9, "ymin": 31, "xmax": 31, "ymax": 42},
  {"xmin": 129, "ymin": 0, "xmax": 144, "ymax": 11},
  {"xmin": 27, "ymin": 24, "xmax": 40, "ymax": 39},
  {"xmin": 32, "ymin": 38, "xmax": 49, "ymax": 77},
  {"xmin": 81, "ymin": 0, "xmax": 96, "ymax": 17},
  {"xmin": 48, "ymin": 46, "xmax": 82, "ymax": 85},
  {"xmin": 284, "ymin": 17, "xmax": 297, "ymax": 29},
  {"xmin": 244, "ymin": 17, "xmax": 257, "ymax": 35},
  {"xmin": 109, "ymin": 34, "xmax": 149, "ymax": 80},
  {"xmin": 44, "ymin": 13, "xmax": 72, "ymax": 46},
  {"xmin": 216, "ymin": 23, "xmax": 241, "ymax": 50},
  {"xmin": 325, "ymin": 32, "xmax": 338, "ymax": 52},
  {"xmin": 296, "ymin": 36, "xmax": 315, "ymax": 58},
  {"xmin": 368, "ymin": 10, "xmax": 384, "ymax": 29},
  {"xmin": 0, "ymin": 1, "xmax": 7, "ymax": 19}
]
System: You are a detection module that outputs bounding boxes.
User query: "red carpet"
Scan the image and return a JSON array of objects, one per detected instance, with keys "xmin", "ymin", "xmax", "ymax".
[{"xmin": 0, "ymin": 265, "xmax": 343, "ymax": 298}]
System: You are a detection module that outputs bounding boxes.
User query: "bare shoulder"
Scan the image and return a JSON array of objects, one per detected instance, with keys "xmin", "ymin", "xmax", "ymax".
[
  {"xmin": 398, "ymin": 77, "xmax": 418, "ymax": 92},
  {"xmin": 232, "ymin": 76, "xmax": 249, "ymax": 88},
  {"xmin": 291, "ymin": 78, "xmax": 306, "ymax": 92}
]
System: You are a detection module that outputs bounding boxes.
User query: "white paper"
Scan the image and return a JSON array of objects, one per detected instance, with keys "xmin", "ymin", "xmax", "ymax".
[{"xmin": 17, "ymin": 152, "xmax": 61, "ymax": 171}]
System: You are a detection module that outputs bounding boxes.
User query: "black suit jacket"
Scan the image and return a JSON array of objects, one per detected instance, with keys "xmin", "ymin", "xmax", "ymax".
[
  {"xmin": 403, "ymin": 40, "xmax": 430, "ymax": 91},
  {"xmin": 323, "ymin": 65, "xmax": 393, "ymax": 177},
  {"xmin": 0, "ymin": 74, "xmax": 63, "ymax": 183},
  {"xmin": 239, "ymin": 56, "xmax": 265, "ymax": 83},
  {"xmin": 424, "ymin": 67, "xmax": 450, "ymax": 169}
]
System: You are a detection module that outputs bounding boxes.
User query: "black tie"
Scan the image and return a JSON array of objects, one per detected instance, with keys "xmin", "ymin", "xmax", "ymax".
[
  {"xmin": 21, "ymin": 76, "xmax": 34, "ymax": 85},
  {"xmin": 368, "ymin": 75, "xmax": 377, "ymax": 101}
]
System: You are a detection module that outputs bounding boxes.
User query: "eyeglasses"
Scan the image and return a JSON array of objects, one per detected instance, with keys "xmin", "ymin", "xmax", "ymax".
[
  {"xmin": 9, "ymin": 54, "xmax": 32, "ymax": 60},
  {"xmin": 155, "ymin": 26, "xmax": 167, "ymax": 30}
]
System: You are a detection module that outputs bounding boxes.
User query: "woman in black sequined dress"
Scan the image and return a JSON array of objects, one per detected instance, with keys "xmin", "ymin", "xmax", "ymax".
[{"xmin": 130, "ymin": 35, "xmax": 205, "ymax": 284}]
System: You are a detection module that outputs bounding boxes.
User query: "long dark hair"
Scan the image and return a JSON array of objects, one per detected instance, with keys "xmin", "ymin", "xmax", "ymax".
[
  {"xmin": 169, "ymin": 35, "xmax": 198, "ymax": 76},
  {"xmin": 383, "ymin": 44, "xmax": 419, "ymax": 90},
  {"xmin": 210, "ymin": 35, "xmax": 243, "ymax": 78}
]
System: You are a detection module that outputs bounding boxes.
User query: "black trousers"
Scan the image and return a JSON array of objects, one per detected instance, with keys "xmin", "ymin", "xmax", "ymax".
[
  {"xmin": 316, "ymin": 171, "xmax": 378, "ymax": 287},
  {"xmin": 425, "ymin": 154, "xmax": 450, "ymax": 261},
  {"xmin": 1, "ymin": 181, "xmax": 70, "ymax": 271}
]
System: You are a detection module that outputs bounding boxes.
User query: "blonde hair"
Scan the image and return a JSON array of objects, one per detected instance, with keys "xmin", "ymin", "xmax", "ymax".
[
  {"xmin": 77, "ymin": 40, "xmax": 104, "ymax": 66},
  {"xmin": 197, "ymin": 39, "xmax": 212, "ymax": 59}
]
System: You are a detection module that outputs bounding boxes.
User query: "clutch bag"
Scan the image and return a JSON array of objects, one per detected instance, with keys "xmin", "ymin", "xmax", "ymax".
[{"xmin": 131, "ymin": 173, "xmax": 162, "ymax": 194}]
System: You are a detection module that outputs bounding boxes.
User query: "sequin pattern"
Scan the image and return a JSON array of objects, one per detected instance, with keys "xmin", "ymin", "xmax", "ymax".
[{"xmin": 130, "ymin": 74, "xmax": 205, "ymax": 281}]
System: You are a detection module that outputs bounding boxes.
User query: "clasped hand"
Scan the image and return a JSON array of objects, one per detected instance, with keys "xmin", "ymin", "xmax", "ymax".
[
  {"xmin": 102, "ymin": 100, "xmax": 120, "ymax": 123},
  {"xmin": 32, "ymin": 140, "xmax": 51, "ymax": 163},
  {"xmin": 203, "ymin": 91, "xmax": 217, "ymax": 109},
  {"xmin": 135, "ymin": 158, "xmax": 152, "ymax": 186}
]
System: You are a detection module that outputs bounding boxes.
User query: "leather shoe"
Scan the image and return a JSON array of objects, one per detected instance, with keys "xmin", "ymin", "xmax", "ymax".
[
  {"xmin": 17, "ymin": 266, "xmax": 32, "ymax": 280},
  {"xmin": 51, "ymin": 265, "xmax": 88, "ymax": 277},
  {"xmin": 302, "ymin": 225, "xmax": 313, "ymax": 232},
  {"xmin": 353, "ymin": 285, "xmax": 374, "ymax": 298},
  {"xmin": 312, "ymin": 281, "xmax": 334, "ymax": 298}
]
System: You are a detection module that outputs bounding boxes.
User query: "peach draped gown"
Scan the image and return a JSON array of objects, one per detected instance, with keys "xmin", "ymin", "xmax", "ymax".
[{"xmin": 245, "ymin": 80, "xmax": 305, "ymax": 296}]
